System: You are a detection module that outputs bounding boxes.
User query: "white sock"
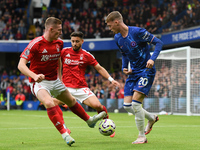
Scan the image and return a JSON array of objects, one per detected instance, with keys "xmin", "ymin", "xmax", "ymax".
[
  {"xmin": 132, "ymin": 101, "xmax": 145, "ymax": 137},
  {"xmin": 123, "ymin": 103, "xmax": 135, "ymax": 115},
  {"xmin": 61, "ymin": 132, "xmax": 69, "ymax": 139},
  {"xmin": 86, "ymin": 117, "xmax": 93, "ymax": 125},
  {"xmin": 143, "ymin": 109, "xmax": 155, "ymax": 121}
]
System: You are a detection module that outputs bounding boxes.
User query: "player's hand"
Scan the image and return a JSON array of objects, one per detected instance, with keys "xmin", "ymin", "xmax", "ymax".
[
  {"xmin": 146, "ymin": 59, "xmax": 154, "ymax": 69},
  {"xmin": 34, "ymin": 74, "xmax": 45, "ymax": 83},
  {"xmin": 111, "ymin": 80, "xmax": 120, "ymax": 87},
  {"xmin": 123, "ymin": 68, "xmax": 132, "ymax": 75}
]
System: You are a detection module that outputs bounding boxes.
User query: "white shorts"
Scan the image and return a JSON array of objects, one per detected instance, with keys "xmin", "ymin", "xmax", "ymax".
[
  {"xmin": 30, "ymin": 78, "xmax": 67, "ymax": 98},
  {"xmin": 66, "ymin": 87, "xmax": 95, "ymax": 103}
]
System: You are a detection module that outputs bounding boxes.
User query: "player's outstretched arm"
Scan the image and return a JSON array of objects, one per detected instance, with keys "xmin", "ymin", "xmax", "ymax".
[{"xmin": 94, "ymin": 63, "xmax": 120, "ymax": 87}]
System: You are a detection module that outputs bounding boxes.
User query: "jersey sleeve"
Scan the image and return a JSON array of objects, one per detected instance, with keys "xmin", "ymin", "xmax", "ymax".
[
  {"xmin": 114, "ymin": 35, "xmax": 129, "ymax": 71},
  {"xmin": 20, "ymin": 41, "xmax": 37, "ymax": 61},
  {"xmin": 121, "ymin": 53, "xmax": 129, "ymax": 71},
  {"xmin": 60, "ymin": 48, "xmax": 65, "ymax": 61},
  {"xmin": 136, "ymin": 28, "xmax": 163, "ymax": 61},
  {"xmin": 86, "ymin": 51, "xmax": 98, "ymax": 66}
]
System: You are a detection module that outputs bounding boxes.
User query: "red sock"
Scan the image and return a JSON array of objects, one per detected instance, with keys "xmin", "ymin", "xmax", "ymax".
[
  {"xmin": 69, "ymin": 102, "xmax": 90, "ymax": 121},
  {"xmin": 47, "ymin": 106, "xmax": 66, "ymax": 134},
  {"xmin": 97, "ymin": 105, "xmax": 108, "ymax": 119},
  {"xmin": 55, "ymin": 105, "xmax": 65, "ymax": 124}
]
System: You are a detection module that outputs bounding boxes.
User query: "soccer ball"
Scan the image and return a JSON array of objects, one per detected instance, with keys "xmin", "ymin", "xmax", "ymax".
[{"xmin": 98, "ymin": 119, "xmax": 116, "ymax": 136}]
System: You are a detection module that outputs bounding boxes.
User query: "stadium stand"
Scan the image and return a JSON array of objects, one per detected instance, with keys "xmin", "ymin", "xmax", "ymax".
[
  {"xmin": 0, "ymin": 0, "xmax": 200, "ymax": 40},
  {"xmin": 0, "ymin": 0, "xmax": 200, "ymax": 113}
]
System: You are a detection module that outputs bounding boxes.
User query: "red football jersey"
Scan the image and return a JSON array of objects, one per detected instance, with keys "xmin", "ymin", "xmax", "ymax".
[
  {"xmin": 61, "ymin": 47, "xmax": 98, "ymax": 88},
  {"xmin": 20, "ymin": 36, "xmax": 63, "ymax": 82}
]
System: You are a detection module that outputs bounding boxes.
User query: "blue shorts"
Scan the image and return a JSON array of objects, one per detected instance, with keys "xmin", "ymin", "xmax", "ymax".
[{"xmin": 124, "ymin": 68, "xmax": 155, "ymax": 96}]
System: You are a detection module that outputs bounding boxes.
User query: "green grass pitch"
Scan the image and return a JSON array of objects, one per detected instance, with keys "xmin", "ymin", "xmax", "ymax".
[{"xmin": 0, "ymin": 110, "xmax": 200, "ymax": 150}]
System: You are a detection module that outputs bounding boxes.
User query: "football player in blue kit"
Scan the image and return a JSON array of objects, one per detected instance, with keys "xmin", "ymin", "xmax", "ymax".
[{"xmin": 106, "ymin": 11, "xmax": 163, "ymax": 144}]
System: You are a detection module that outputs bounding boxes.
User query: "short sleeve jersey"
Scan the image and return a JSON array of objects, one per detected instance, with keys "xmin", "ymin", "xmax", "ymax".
[
  {"xmin": 20, "ymin": 36, "xmax": 63, "ymax": 82},
  {"xmin": 61, "ymin": 47, "xmax": 98, "ymax": 88}
]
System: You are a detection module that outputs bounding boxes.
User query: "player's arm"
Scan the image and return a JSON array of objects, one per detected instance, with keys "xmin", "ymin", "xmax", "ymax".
[
  {"xmin": 138, "ymin": 28, "xmax": 163, "ymax": 68},
  {"xmin": 115, "ymin": 38, "xmax": 132, "ymax": 75},
  {"xmin": 18, "ymin": 58, "xmax": 44, "ymax": 83},
  {"xmin": 146, "ymin": 36, "xmax": 163, "ymax": 69},
  {"xmin": 94, "ymin": 63, "xmax": 120, "ymax": 87},
  {"xmin": 122, "ymin": 54, "xmax": 132, "ymax": 75}
]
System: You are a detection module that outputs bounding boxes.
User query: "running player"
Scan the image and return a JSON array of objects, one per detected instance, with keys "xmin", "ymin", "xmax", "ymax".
[{"xmin": 106, "ymin": 11, "xmax": 163, "ymax": 144}]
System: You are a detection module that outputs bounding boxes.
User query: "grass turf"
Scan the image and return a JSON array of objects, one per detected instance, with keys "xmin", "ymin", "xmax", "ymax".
[{"xmin": 0, "ymin": 110, "xmax": 200, "ymax": 150}]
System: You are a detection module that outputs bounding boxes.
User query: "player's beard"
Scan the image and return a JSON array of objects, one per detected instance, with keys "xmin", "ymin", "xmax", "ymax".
[{"xmin": 72, "ymin": 45, "xmax": 81, "ymax": 51}]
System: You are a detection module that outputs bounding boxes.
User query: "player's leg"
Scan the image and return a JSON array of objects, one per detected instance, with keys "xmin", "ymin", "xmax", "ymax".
[
  {"xmin": 83, "ymin": 95, "xmax": 115, "ymax": 137},
  {"xmin": 123, "ymin": 96, "xmax": 155, "ymax": 120},
  {"xmin": 132, "ymin": 91, "xmax": 147, "ymax": 144},
  {"xmin": 83, "ymin": 95, "xmax": 108, "ymax": 119},
  {"xmin": 123, "ymin": 96, "xmax": 135, "ymax": 115},
  {"xmin": 144, "ymin": 113, "xmax": 159, "ymax": 135},
  {"xmin": 36, "ymin": 89, "xmax": 75, "ymax": 146},
  {"xmin": 57, "ymin": 89, "xmax": 106, "ymax": 128},
  {"xmin": 123, "ymin": 79, "xmax": 136, "ymax": 115},
  {"xmin": 52, "ymin": 98, "xmax": 71, "ymax": 134},
  {"xmin": 141, "ymin": 70, "xmax": 159, "ymax": 135}
]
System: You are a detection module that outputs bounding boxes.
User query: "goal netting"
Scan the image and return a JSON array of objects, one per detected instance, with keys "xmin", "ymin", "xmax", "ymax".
[{"xmin": 143, "ymin": 46, "xmax": 200, "ymax": 116}]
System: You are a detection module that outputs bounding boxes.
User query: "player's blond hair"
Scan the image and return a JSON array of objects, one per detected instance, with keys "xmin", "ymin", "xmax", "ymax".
[
  {"xmin": 105, "ymin": 11, "xmax": 123, "ymax": 23},
  {"xmin": 45, "ymin": 17, "xmax": 62, "ymax": 29}
]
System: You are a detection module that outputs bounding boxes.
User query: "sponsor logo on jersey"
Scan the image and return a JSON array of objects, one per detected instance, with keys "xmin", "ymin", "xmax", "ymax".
[
  {"xmin": 66, "ymin": 53, "xmax": 70, "ymax": 57},
  {"xmin": 42, "ymin": 49, "xmax": 48, "ymax": 53},
  {"xmin": 64, "ymin": 58, "xmax": 83, "ymax": 65},
  {"xmin": 41, "ymin": 54, "xmax": 60, "ymax": 61}
]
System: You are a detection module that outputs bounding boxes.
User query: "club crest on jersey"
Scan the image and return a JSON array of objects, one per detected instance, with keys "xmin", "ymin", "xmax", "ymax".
[
  {"xmin": 80, "ymin": 54, "xmax": 83, "ymax": 60},
  {"xmin": 130, "ymin": 41, "xmax": 137, "ymax": 47},
  {"xmin": 56, "ymin": 44, "xmax": 60, "ymax": 52}
]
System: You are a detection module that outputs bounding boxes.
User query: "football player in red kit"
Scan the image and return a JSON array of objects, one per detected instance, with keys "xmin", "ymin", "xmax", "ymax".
[
  {"xmin": 18, "ymin": 17, "xmax": 106, "ymax": 146},
  {"xmin": 54, "ymin": 31, "xmax": 120, "ymax": 137}
]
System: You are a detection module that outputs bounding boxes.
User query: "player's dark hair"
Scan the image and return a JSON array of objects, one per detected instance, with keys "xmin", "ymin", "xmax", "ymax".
[{"xmin": 70, "ymin": 31, "xmax": 84, "ymax": 39}]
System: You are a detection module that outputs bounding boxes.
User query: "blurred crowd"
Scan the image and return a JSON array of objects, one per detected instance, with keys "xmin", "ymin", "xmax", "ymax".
[
  {"xmin": 0, "ymin": 0, "xmax": 200, "ymax": 40},
  {"xmin": 1, "ymin": 59, "xmax": 200, "ymax": 111}
]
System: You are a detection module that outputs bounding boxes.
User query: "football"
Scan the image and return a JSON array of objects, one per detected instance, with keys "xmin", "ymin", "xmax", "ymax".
[{"xmin": 98, "ymin": 119, "xmax": 116, "ymax": 136}]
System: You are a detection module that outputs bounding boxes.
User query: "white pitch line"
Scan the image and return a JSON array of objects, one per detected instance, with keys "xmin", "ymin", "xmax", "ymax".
[
  {"xmin": 0, "ymin": 125, "xmax": 200, "ymax": 130},
  {"xmin": 1, "ymin": 113, "xmax": 78, "ymax": 119}
]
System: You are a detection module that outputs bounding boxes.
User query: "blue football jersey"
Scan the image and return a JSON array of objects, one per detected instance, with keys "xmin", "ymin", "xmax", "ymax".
[{"xmin": 114, "ymin": 26, "xmax": 163, "ymax": 74}]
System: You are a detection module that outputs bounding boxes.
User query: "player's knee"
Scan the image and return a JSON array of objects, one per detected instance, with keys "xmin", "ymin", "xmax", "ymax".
[
  {"xmin": 123, "ymin": 103, "xmax": 135, "ymax": 114},
  {"xmin": 52, "ymin": 98, "xmax": 63, "ymax": 105},
  {"xmin": 93, "ymin": 103, "xmax": 103, "ymax": 111},
  {"xmin": 132, "ymin": 101, "xmax": 142, "ymax": 113},
  {"xmin": 43, "ymin": 100, "xmax": 55, "ymax": 108},
  {"xmin": 123, "ymin": 103, "xmax": 131, "ymax": 112}
]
